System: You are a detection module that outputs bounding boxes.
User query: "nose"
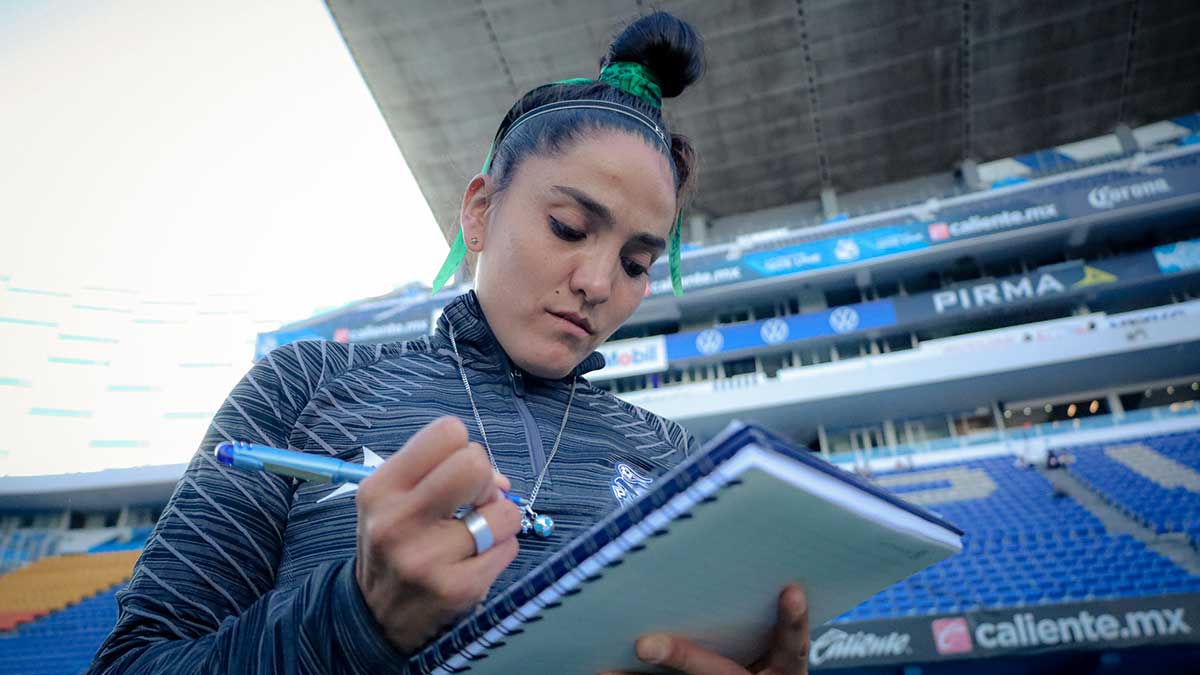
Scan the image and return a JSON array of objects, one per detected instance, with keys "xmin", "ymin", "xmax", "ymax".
[{"xmin": 568, "ymin": 252, "xmax": 613, "ymax": 306}]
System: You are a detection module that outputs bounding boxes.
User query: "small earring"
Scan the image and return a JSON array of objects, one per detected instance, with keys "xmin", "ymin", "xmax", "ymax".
[{"xmin": 470, "ymin": 237, "xmax": 479, "ymax": 246}]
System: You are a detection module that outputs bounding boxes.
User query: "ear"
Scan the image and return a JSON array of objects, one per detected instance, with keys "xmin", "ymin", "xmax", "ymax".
[{"xmin": 459, "ymin": 174, "xmax": 494, "ymax": 253}]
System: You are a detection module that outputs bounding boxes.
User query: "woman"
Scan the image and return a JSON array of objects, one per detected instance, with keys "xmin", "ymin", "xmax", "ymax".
[{"xmin": 90, "ymin": 12, "xmax": 809, "ymax": 675}]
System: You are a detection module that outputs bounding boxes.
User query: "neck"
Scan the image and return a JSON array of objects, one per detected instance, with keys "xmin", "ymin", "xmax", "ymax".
[{"xmin": 436, "ymin": 290, "xmax": 606, "ymax": 380}]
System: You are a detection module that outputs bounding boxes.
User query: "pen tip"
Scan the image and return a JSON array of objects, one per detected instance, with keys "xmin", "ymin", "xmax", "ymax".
[{"xmin": 214, "ymin": 443, "xmax": 235, "ymax": 466}]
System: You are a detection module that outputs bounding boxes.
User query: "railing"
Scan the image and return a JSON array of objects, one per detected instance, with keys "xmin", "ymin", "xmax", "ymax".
[{"xmin": 828, "ymin": 402, "xmax": 1200, "ymax": 465}]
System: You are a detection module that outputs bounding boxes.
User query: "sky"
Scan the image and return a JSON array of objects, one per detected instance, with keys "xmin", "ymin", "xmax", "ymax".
[
  {"xmin": 0, "ymin": 0, "xmax": 447, "ymax": 319},
  {"xmin": 0, "ymin": 1, "xmax": 450, "ymax": 476}
]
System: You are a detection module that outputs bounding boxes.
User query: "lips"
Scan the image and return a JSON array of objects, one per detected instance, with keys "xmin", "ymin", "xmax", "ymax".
[{"xmin": 548, "ymin": 310, "xmax": 593, "ymax": 336}]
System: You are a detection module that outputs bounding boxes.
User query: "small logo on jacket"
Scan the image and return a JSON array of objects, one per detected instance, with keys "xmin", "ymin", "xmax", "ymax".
[
  {"xmin": 611, "ymin": 462, "xmax": 653, "ymax": 507},
  {"xmin": 317, "ymin": 447, "xmax": 384, "ymax": 503}
]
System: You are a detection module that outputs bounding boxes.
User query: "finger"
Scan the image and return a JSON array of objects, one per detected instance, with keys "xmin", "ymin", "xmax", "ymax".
[
  {"xmin": 414, "ymin": 443, "xmax": 498, "ymax": 518},
  {"xmin": 494, "ymin": 470, "xmax": 512, "ymax": 493},
  {"xmin": 635, "ymin": 634, "xmax": 746, "ymax": 675},
  {"xmin": 364, "ymin": 417, "xmax": 469, "ymax": 492},
  {"xmin": 372, "ymin": 493, "xmax": 521, "ymax": 572},
  {"xmin": 452, "ymin": 532, "xmax": 520, "ymax": 589},
  {"xmin": 758, "ymin": 584, "xmax": 810, "ymax": 675},
  {"xmin": 436, "ymin": 497, "xmax": 524, "ymax": 562}
]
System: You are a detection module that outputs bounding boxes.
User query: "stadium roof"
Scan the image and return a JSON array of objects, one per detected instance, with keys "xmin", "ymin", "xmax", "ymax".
[{"xmin": 325, "ymin": 0, "xmax": 1200, "ymax": 246}]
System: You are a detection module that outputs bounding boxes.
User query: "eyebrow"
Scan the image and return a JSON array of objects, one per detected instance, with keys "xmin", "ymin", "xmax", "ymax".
[
  {"xmin": 630, "ymin": 232, "xmax": 667, "ymax": 257},
  {"xmin": 551, "ymin": 184, "xmax": 667, "ymax": 256},
  {"xmin": 552, "ymin": 185, "xmax": 613, "ymax": 225}
]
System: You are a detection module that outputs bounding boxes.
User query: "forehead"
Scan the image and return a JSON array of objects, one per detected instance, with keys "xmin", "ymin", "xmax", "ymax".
[{"xmin": 516, "ymin": 130, "xmax": 677, "ymax": 235}]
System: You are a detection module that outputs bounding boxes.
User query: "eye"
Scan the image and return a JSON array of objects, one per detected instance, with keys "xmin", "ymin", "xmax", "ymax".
[
  {"xmin": 622, "ymin": 258, "xmax": 648, "ymax": 278},
  {"xmin": 549, "ymin": 216, "xmax": 585, "ymax": 242}
]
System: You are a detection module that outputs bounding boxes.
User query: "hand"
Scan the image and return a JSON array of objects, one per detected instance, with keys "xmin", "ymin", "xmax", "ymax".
[
  {"xmin": 605, "ymin": 584, "xmax": 810, "ymax": 675},
  {"xmin": 354, "ymin": 416, "xmax": 523, "ymax": 654}
]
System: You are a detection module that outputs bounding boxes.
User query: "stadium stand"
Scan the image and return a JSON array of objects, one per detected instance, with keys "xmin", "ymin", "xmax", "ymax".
[
  {"xmin": 836, "ymin": 454, "xmax": 1200, "ymax": 622},
  {"xmin": 86, "ymin": 527, "xmax": 153, "ymax": 554},
  {"xmin": 1066, "ymin": 430, "xmax": 1200, "ymax": 548},
  {"xmin": 0, "ymin": 529, "xmax": 59, "ymax": 574},
  {"xmin": 0, "ymin": 550, "xmax": 138, "ymax": 631},
  {"xmin": 0, "ymin": 585, "xmax": 123, "ymax": 675}
]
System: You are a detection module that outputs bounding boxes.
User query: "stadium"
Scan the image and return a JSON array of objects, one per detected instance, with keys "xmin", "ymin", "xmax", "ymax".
[{"xmin": 3, "ymin": 1, "xmax": 1200, "ymax": 673}]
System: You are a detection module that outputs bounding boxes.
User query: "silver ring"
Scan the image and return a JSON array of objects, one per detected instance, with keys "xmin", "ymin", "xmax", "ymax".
[{"xmin": 461, "ymin": 509, "xmax": 494, "ymax": 556}]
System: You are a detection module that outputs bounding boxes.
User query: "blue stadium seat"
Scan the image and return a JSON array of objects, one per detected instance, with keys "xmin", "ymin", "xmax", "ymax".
[
  {"xmin": 832, "ymin": 441, "xmax": 1200, "ymax": 623},
  {"xmin": 1064, "ymin": 430, "xmax": 1200, "ymax": 547},
  {"xmin": 0, "ymin": 584, "xmax": 123, "ymax": 674}
]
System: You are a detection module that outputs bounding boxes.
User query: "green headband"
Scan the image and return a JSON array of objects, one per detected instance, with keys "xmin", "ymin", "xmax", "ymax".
[{"xmin": 431, "ymin": 61, "xmax": 685, "ymax": 297}]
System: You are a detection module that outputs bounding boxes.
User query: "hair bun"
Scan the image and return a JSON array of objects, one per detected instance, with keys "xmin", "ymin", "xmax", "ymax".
[{"xmin": 602, "ymin": 11, "xmax": 705, "ymax": 99}]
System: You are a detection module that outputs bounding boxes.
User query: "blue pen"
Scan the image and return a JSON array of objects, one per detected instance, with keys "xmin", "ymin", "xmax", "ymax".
[{"xmin": 214, "ymin": 441, "xmax": 525, "ymax": 506}]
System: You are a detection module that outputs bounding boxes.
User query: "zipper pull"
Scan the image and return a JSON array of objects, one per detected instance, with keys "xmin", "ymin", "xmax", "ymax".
[{"xmin": 510, "ymin": 367, "xmax": 526, "ymax": 397}]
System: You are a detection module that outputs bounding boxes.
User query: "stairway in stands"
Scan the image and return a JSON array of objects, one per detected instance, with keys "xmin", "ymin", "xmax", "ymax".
[
  {"xmin": 1051, "ymin": 429, "xmax": 1200, "ymax": 574},
  {"xmin": 0, "ymin": 550, "xmax": 140, "ymax": 631}
]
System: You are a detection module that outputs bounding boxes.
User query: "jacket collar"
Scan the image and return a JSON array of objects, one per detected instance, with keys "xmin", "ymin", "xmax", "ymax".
[{"xmin": 433, "ymin": 291, "xmax": 606, "ymax": 379}]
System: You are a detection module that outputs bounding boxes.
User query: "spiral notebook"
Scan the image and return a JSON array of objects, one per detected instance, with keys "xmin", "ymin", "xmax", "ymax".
[{"xmin": 405, "ymin": 421, "xmax": 964, "ymax": 675}]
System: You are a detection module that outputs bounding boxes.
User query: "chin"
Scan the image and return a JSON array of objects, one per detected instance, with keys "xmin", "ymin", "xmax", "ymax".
[
  {"xmin": 524, "ymin": 362, "xmax": 572, "ymax": 380},
  {"xmin": 521, "ymin": 344, "xmax": 584, "ymax": 379}
]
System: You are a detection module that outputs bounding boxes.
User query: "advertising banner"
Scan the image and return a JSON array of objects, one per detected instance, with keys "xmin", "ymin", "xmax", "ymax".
[
  {"xmin": 1155, "ymin": 237, "xmax": 1200, "ymax": 274},
  {"xmin": 1104, "ymin": 300, "xmax": 1199, "ymax": 346},
  {"xmin": 808, "ymin": 594, "xmax": 1200, "ymax": 669},
  {"xmin": 922, "ymin": 202, "xmax": 1060, "ymax": 243},
  {"xmin": 664, "ymin": 301, "xmax": 897, "ymax": 362},
  {"xmin": 892, "ymin": 251, "xmax": 1162, "ymax": 323},
  {"xmin": 1059, "ymin": 163, "xmax": 1200, "ymax": 218},
  {"xmin": 590, "ymin": 336, "xmax": 668, "ymax": 381},
  {"xmin": 740, "ymin": 224, "xmax": 931, "ymax": 279}
]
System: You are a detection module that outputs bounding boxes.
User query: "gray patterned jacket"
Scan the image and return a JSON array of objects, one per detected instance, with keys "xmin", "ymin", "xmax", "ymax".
[{"xmin": 89, "ymin": 290, "xmax": 697, "ymax": 674}]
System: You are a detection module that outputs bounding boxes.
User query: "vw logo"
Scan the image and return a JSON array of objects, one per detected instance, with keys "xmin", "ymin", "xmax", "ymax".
[
  {"xmin": 834, "ymin": 238, "xmax": 861, "ymax": 261},
  {"xmin": 760, "ymin": 318, "xmax": 789, "ymax": 345},
  {"xmin": 828, "ymin": 306, "xmax": 860, "ymax": 334},
  {"xmin": 695, "ymin": 329, "xmax": 724, "ymax": 355}
]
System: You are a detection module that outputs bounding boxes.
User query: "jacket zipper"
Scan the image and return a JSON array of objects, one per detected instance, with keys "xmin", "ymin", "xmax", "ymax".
[{"xmin": 508, "ymin": 366, "xmax": 549, "ymax": 484}]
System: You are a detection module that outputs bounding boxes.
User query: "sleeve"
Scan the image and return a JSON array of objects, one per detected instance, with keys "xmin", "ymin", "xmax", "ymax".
[
  {"xmin": 88, "ymin": 341, "xmax": 409, "ymax": 674},
  {"xmin": 652, "ymin": 409, "xmax": 701, "ymax": 461}
]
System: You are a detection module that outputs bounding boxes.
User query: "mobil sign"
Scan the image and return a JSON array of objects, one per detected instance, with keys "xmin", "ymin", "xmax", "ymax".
[{"xmin": 592, "ymin": 335, "xmax": 668, "ymax": 381}]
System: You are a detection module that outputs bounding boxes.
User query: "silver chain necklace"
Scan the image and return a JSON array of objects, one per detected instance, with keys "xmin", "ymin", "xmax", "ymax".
[{"xmin": 449, "ymin": 325, "xmax": 576, "ymax": 538}]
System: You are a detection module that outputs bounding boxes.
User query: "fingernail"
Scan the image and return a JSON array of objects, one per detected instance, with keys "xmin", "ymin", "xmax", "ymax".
[
  {"xmin": 786, "ymin": 586, "xmax": 807, "ymax": 618},
  {"xmin": 636, "ymin": 635, "xmax": 669, "ymax": 664}
]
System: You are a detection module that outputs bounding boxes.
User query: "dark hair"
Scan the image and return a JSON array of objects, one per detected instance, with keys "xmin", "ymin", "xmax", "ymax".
[{"xmin": 486, "ymin": 12, "xmax": 704, "ymax": 207}]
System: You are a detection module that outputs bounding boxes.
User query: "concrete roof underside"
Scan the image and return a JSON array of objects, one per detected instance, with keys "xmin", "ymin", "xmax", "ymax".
[{"xmin": 325, "ymin": 0, "xmax": 1200, "ymax": 243}]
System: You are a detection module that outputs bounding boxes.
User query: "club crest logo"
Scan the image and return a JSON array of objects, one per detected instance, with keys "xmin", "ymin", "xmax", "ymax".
[
  {"xmin": 317, "ymin": 447, "xmax": 384, "ymax": 503},
  {"xmin": 611, "ymin": 462, "xmax": 653, "ymax": 507}
]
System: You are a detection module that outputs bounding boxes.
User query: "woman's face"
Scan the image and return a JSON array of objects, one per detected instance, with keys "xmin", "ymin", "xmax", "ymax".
[{"xmin": 461, "ymin": 129, "xmax": 677, "ymax": 379}]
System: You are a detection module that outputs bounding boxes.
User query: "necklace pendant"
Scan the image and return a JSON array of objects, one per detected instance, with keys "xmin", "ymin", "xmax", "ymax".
[
  {"xmin": 531, "ymin": 513, "xmax": 554, "ymax": 538},
  {"xmin": 519, "ymin": 504, "xmax": 553, "ymax": 538}
]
